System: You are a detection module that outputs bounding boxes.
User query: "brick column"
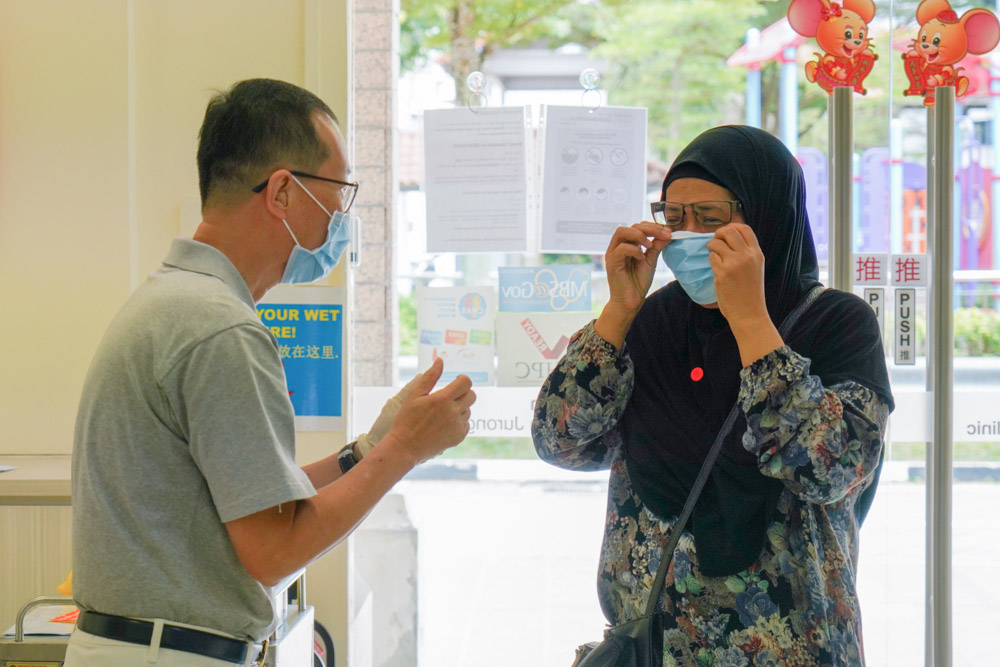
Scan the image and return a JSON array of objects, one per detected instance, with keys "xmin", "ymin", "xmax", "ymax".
[{"xmin": 352, "ymin": 0, "xmax": 398, "ymax": 386}]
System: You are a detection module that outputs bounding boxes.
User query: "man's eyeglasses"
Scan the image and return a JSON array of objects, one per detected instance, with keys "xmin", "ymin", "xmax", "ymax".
[
  {"xmin": 650, "ymin": 200, "xmax": 741, "ymax": 228},
  {"xmin": 252, "ymin": 170, "xmax": 359, "ymax": 212}
]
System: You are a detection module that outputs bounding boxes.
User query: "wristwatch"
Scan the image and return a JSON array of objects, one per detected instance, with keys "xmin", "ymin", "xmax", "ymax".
[{"xmin": 338, "ymin": 442, "xmax": 360, "ymax": 474}]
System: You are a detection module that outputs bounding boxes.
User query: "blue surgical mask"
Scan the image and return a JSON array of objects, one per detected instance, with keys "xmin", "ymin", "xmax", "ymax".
[
  {"xmin": 662, "ymin": 231, "xmax": 718, "ymax": 305},
  {"xmin": 280, "ymin": 175, "xmax": 352, "ymax": 285}
]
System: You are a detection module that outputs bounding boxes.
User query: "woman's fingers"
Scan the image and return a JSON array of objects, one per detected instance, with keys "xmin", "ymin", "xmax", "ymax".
[
  {"xmin": 633, "ymin": 221, "xmax": 672, "ymax": 239},
  {"xmin": 729, "ymin": 223, "xmax": 760, "ymax": 250},
  {"xmin": 609, "ymin": 223, "xmax": 669, "ymax": 252},
  {"xmin": 710, "ymin": 224, "xmax": 749, "ymax": 251},
  {"xmin": 617, "ymin": 243, "xmax": 647, "ymax": 265},
  {"xmin": 708, "ymin": 223, "xmax": 762, "ymax": 263},
  {"xmin": 644, "ymin": 237, "xmax": 670, "ymax": 265}
]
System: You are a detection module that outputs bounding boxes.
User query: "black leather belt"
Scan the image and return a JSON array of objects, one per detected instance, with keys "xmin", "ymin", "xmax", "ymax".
[{"xmin": 78, "ymin": 610, "xmax": 261, "ymax": 664}]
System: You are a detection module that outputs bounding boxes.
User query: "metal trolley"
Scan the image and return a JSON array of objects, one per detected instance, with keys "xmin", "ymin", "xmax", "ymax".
[{"xmin": 1, "ymin": 571, "xmax": 331, "ymax": 667}]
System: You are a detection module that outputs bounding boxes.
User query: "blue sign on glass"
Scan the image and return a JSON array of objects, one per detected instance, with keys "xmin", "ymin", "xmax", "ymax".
[
  {"xmin": 498, "ymin": 266, "xmax": 592, "ymax": 312},
  {"xmin": 257, "ymin": 303, "xmax": 343, "ymax": 418}
]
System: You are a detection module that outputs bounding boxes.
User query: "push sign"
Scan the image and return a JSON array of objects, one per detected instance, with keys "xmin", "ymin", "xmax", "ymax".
[{"xmin": 854, "ymin": 254, "xmax": 926, "ymax": 366}]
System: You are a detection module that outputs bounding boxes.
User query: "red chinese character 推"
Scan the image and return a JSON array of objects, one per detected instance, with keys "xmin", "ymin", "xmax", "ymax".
[
  {"xmin": 856, "ymin": 256, "xmax": 883, "ymax": 282},
  {"xmin": 895, "ymin": 257, "xmax": 921, "ymax": 283}
]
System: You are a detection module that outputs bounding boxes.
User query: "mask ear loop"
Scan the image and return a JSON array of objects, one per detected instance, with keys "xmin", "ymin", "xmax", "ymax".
[
  {"xmin": 281, "ymin": 219, "xmax": 302, "ymax": 247},
  {"xmin": 290, "ymin": 173, "xmax": 334, "ymax": 218}
]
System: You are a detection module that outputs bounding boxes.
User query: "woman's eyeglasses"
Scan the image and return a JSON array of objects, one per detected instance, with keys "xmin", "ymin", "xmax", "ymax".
[{"xmin": 650, "ymin": 200, "xmax": 741, "ymax": 228}]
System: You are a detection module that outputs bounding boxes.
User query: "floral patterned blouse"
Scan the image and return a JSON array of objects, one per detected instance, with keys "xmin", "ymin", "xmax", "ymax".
[{"xmin": 532, "ymin": 321, "xmax": 890, "ymax": 666}]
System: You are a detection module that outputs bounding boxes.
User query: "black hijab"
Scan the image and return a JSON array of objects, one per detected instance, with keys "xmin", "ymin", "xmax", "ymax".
[{"xmin": 621, "ymin": 126, "xmax": 894, "ymax": 576}]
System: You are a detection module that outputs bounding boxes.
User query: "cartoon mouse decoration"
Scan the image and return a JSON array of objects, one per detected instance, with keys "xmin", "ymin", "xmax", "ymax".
[
  {"xmin": 788, "ymin": 0, "xmax": 878, "ymax": 95},
  {"xmin": 903, "ymin": 0, "xmax": 1000, "ymax": 105}
]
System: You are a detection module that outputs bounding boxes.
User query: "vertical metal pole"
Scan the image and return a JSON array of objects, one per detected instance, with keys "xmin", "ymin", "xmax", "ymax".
[
  {"xmin": 925, "ymin": 102, "xmax": 936, "ymax": 667},
  {"xmin": 746, "ymin": 29, "xmax": 761, "ymax": 129},
  {"xmin": 852, "ymin": 152, "xmax": 861, "ymax": 251},
  {"xmin": 890, "ymin": 119, "xmax": 904, "ymax": 255},
  {"xmin": 828, "ymin": 86, "xmax": 853, "ymax": 290},
  {"xmin": 780, "ymin": 46, "xmax": 798, "ymax": 156},
  {"xmin": 932, "ymin": 85, "xmax": 956, "ymax": 667}
]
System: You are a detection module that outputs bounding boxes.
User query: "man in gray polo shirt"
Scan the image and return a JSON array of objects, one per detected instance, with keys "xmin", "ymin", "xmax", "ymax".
[{"xmin": 67, "ymin": 79, "xmax": 475, "ymax": 666}]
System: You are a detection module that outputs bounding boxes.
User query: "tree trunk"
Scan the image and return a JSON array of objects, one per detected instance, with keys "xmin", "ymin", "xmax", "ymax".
[
  {"xmin": 668, "ymin": 59, "xmax": 684, "ymax": 161},
  {"xmin": 449, "ymin": 0, "xmax": 480, "ymax": 103}
]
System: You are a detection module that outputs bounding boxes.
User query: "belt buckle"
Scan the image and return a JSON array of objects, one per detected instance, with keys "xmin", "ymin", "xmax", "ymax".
[{"xmin": 254, "ymin": 638, "xmax": 270, "ymax": 666}]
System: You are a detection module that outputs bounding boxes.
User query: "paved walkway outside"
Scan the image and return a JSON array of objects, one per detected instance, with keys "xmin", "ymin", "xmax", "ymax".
[{"xmin": 393, "ymin": 461, "xmax": 1000, "ymax": 667}]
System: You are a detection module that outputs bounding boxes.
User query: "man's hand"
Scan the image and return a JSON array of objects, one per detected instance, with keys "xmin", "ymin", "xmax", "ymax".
[
  {"xmin": 225, "ymin": 360, "xmax": 475, "ymax": 587},
  {"xmin": 378, "ymin": 358, "xmax": 476, "ymax": 466},
  {"xmin": 355, "ymin": 373, "xmax": 422, "ymax": 457}
]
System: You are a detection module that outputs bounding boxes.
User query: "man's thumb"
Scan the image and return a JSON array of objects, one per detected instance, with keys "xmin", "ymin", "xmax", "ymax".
[
  {"xmin": 397, "ymin": 366, "xmax": 425, "ymax": 401},
  {"xmin": 414, "ymin": 357, "xmax": 444, "ymax": 395}
]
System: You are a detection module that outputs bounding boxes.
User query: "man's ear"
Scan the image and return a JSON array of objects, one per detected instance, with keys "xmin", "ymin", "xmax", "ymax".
[{"xmin": 262, "ymin": 169, "xmax": 294, "ymax": 220}]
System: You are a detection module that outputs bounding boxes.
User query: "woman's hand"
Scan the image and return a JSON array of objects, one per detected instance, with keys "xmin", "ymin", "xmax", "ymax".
[
  {"xmin": 708, "ymin": 223, "xmax": 783, "ymax": 366},
  {"xmin": 707, "ymin": 223, "xmax": 766, "ymax": 323},
  {"xmin": 595, "ymin": 222, "xmax": 671, "ymax": 349}
]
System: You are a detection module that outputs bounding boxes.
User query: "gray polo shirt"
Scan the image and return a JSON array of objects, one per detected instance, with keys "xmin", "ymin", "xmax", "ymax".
[{"xmin": 72, "ymin": 239, "xmax": 316, "ymax": 641}]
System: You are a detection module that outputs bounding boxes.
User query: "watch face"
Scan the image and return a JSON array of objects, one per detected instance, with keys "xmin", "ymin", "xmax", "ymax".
[{"xmin": 338, "ymin": 446, "xmax": 358, "ymax": 473}]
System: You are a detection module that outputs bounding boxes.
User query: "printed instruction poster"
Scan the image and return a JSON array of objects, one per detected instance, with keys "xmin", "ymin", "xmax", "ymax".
[
  {"xmin": 423, "ymin": 107, "xmax": 529, "ymax": 253},
  {"xmin": 257, "ymin": 286, "xmax": 345, "ymax": 431},
  {"xmin": 417, "ymin": 286, "xmax": 497, "ymax": 385},
  {"xmin": 539, "ymin": 105, "xmax": 647, "ymax": 253},
  {"xmin": 496, "ymin": 311, "xmax": 593, "ymax": 386}
]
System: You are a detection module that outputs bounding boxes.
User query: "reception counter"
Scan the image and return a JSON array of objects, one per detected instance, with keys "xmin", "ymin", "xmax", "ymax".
[{"xmin": 0, "ymin": 456, "xmax": 72, "ymax": 506}]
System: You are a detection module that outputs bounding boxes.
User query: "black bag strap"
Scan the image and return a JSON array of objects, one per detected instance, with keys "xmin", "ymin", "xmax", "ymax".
[{"xmin": 642, "ymin": 285, "xmax": 826, "ymax": 617}]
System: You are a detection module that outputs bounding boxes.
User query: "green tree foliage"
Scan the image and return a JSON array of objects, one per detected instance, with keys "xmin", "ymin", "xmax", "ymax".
[
  {"xmin": 401, "ymin": 0, "xmax": 627, "ymax": 99},
  {"xmin": 399, "ymin": 291, "xmax": 418, "ymax": 355},
  {"xmin": 955, "ymin": 307, "xmax": 1000, "ymax": 356},
  {"xmin": 401, "ymin": 0, "xmax": 951, "ymax": 157},
  {"xmin": 591, "ymin": 0, "xmax": 768, "ymax": 161}
]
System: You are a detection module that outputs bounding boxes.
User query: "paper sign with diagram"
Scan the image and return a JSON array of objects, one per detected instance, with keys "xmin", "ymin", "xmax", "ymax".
[{"xmin": 539, "ymin": 105, "xmax": 647, "ymax": 253}]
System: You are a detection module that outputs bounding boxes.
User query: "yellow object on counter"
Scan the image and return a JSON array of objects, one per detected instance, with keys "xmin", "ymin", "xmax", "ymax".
[{"xmin": 56, "ymin": 571, "xmax": 72, "ymax": 596}]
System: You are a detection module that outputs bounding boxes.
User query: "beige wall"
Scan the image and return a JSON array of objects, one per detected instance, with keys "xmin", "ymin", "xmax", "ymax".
[
  {"xmin": 0, "ymin": 2, "xmax": 132, "ymax": 455},
  {"xmin": 0, "ymin": 0, "xmax": 353, "ymax": 655}
]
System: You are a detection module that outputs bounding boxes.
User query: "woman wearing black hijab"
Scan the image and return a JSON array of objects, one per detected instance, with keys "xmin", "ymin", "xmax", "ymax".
[{"xmin": 533, "ymin": 126, "xmax": 893, "ymax": 665}]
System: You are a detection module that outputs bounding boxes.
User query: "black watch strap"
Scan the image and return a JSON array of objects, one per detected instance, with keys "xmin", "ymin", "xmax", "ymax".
[{"xmin": 338, "ymin": 442, "xmax": 359, "ymax": 474}]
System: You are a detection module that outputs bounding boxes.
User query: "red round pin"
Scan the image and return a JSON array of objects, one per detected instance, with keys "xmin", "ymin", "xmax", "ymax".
[{"xmin": 690, "ymin": 367, "xmax": 704, "ymax": 382}]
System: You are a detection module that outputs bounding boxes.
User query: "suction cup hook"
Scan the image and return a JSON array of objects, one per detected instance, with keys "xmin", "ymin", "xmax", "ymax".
[
  {"xmin": 466, "ymin": 71, "xmax": 487, "ymax": 114},
  {"xmin": 579, "ymin": 68, "xmax": 602, "ymax": 113}
]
